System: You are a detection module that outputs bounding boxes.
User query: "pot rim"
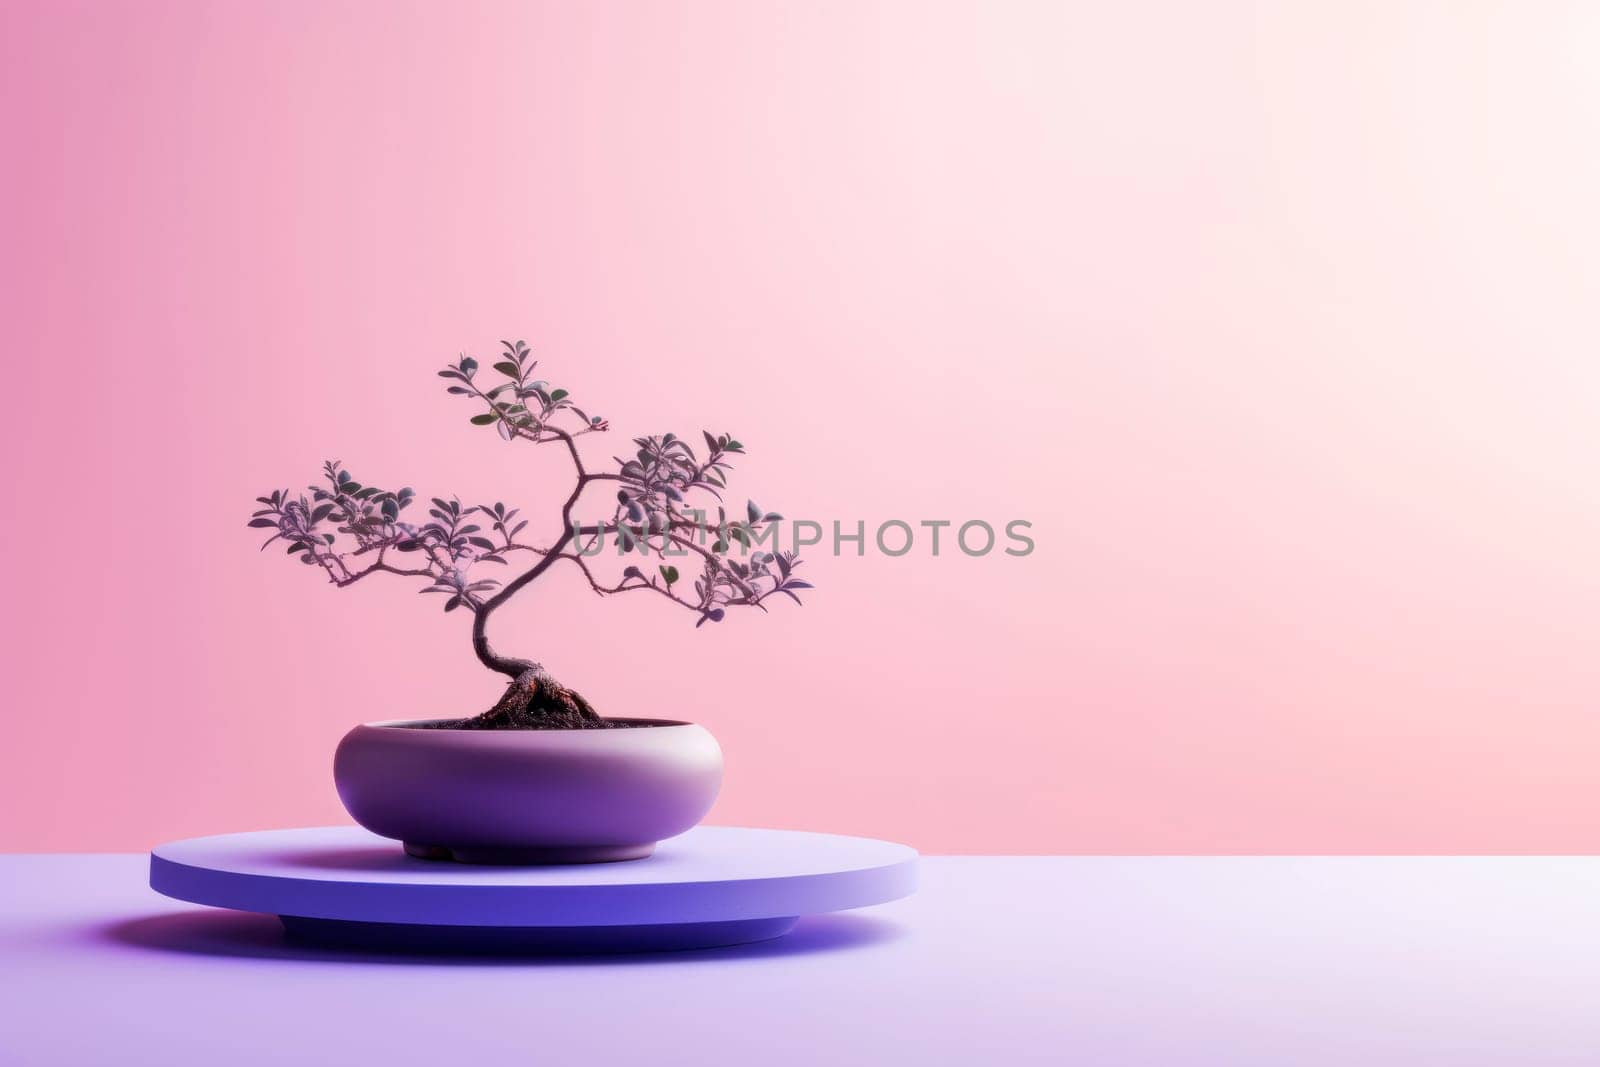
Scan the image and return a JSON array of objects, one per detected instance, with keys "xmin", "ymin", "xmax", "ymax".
[{"xmin": 358, "ymin": 717, "xmax": 700, "ymax": 732}]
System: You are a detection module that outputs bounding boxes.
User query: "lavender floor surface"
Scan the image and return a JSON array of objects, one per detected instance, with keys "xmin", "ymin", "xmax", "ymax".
[{"xmin": 5, "ymin": 854, "xmax": 1600, "ymax": 1065}]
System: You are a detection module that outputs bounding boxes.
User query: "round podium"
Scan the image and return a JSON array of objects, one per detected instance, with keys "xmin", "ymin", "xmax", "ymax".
[{"xmin": 149, "ymin": 825, "xmax": 917, "ymax": 952}]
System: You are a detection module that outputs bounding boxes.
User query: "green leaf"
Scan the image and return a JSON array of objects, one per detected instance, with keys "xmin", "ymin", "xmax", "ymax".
[
  {"xmin": 550, "ymin": 388, "xmax": 568, "ymax": 402},
  {"xmin": 470, "ymin": 413, "xmax": 498, "ymax": 426},
  {"xmin": 493, "ymin": 361, "xmax": 520, "ymax": 377},
  {"xmin": 660, "ymin": 565, "xmax": 679, "ymax": 585}
]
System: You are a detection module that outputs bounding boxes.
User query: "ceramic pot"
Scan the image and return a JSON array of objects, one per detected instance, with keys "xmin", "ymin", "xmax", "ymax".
[{"xmin": 334, "ymin": 719, "xmax": 723, "ymax": 864}]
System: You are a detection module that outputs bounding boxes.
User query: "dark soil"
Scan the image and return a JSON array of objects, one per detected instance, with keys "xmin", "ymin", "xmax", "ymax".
[{"xmin": 415, "ymin": 717, "xmax": 631, "ymax": 730}]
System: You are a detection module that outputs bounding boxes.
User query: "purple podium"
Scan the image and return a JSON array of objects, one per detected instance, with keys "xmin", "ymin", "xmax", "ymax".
[{"xmin": 149, "ymin": 825, "xmax": 918, "ymax": 952}]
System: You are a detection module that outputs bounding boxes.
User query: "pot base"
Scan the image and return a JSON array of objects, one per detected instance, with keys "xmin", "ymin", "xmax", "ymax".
[{"xmin": 403, "ymin": 841, "xmax": 655, "ymax": 865}]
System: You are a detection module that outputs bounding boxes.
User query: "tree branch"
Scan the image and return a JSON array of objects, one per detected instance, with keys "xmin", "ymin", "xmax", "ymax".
[{"xmin": 556, "ymin": 552, "xmax": 705, "ymax": 613}]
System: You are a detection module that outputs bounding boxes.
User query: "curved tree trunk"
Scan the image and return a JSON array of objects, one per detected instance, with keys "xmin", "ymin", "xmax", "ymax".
[{"xmin": 463, "ymin": 527, "xmax": 607, "ymax": 729}]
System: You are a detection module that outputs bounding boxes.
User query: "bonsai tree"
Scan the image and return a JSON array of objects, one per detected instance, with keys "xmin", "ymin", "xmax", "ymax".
[{"xmin": 248, "ymin": 340, "xmax": 810, "ymax": 729}]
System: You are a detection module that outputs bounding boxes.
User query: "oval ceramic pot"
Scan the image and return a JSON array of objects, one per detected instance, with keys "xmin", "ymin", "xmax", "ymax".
[{"xmin": 334, "ymin": 719, "xmax": 723, "ymax": 864}]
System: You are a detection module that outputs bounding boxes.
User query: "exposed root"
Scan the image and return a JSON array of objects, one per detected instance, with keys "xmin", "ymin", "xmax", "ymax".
[{"xmin": 443, "ymin": 664, "xmax": 609, "ymax": 730}]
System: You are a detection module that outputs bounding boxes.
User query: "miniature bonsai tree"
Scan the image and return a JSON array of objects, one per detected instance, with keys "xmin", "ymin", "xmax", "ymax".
[{"xmin": 248, "ymin": 340, "xmax": 810, "ymax": 729}]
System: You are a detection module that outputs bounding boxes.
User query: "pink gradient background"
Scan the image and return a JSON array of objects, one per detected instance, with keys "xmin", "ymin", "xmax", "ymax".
[{"xmin": 3, "ymin": 2, "xmax": 1598, "ymax": 854}]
